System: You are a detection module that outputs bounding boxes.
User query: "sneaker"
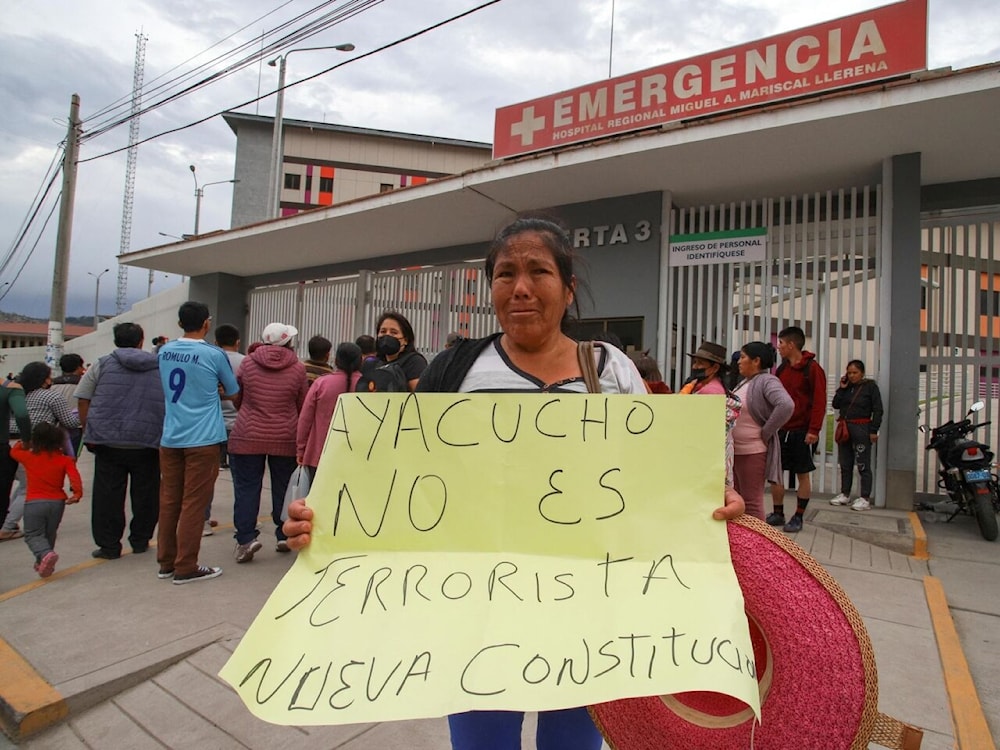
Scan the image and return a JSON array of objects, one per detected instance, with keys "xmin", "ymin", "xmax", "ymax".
[
  {"xmin": 172, "ymin": 565, "xmax": 222, "ymax": 584},
  {"xmin": 765, "ymin": 512, "xmax": 785, "ymax": 527},
  {"xmin": 157, "ymin": 568, "xmax": 175, "ymax": 580},
  {"xmin": 91, "ymin": 548, "xmax": 121, "ymax": 560},
  {"xmin": 37, "ymin": 551, "xmax": 59, "ymax": 578},
  {"xmin": 783, "ymin": 515, "xmax": 804, "ymax": 533},
  {"xmin": 275, "ymin": 540, "xmax": 290, "ymax": 553},
  {"xmin": 202, "ymin": 521, "xmax": 214, "ymax": 537},
  {"xmin": 851, "ymin": 497, "xmax": 872, "ymax": 511},
  {"xmin": 131, "ymin": 543, "xmax": 149, "ymax": 554},
  {"xmin": 829, "ymin": 493, "xmax": 851, "ymax": 506},
  {"xmin": 235, "ymin": 539, "xmax": 262, "ymax": 563}
]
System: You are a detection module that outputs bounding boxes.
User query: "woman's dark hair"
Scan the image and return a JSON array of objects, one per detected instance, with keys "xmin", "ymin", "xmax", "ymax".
[
  {"xmin": 741, "ymin": 341, "xmax": 777, "ymax": 370},
  {"xmin": 376, "ymin": 311, "xmax": 417, "ymax": 353},
  {"xmin": 29, "ymin": 422, "xmax": 66, "ymax": 454},
  {"xmin": 847, "ymin": 359, "xmax": 866, "ymax": 374},
  {"xmin": 485, "ymin": 216, "xmax": 582, "ymax": 327},
  {"xmin": 18, "ymin": 362, "xmax": 51, "ymax": 394},
  {"xmin": 335, "ymin": 342, "xmax": 363, "ymax": 375},
  {"xmin": 630, "ymin": 352, "xmax": 663, "ymax": 382}
]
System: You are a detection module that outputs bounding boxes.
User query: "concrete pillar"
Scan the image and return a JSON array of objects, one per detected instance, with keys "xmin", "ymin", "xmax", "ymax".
[
  {"xmin": 188, "ymin": 273, "xmax": 251, "ymax": 343},
  {"xmin": 878, "ymin": 153, "xmax": 922, "ymax": 510}
]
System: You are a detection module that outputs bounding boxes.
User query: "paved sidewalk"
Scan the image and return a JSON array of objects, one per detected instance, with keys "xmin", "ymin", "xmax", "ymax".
[{"xmin": 0, "ymin": 456, "xmax": 992, "ymax": 749}]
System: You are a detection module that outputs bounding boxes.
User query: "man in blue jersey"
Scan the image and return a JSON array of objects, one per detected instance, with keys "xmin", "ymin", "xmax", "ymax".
[{"xmin": 156, "ymin": 302, "xmax": 239, "ymax": 584}]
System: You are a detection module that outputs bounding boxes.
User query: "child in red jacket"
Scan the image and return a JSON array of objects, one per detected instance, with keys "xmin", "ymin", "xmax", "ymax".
[{"xmin": 11, "ymin": 423, "xmax": 83, "ymax": 578}]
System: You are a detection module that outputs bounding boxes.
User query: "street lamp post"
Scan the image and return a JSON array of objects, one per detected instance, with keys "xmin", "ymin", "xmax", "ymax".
[
  {"xmin": 88, "ymin": 267, "xmax": 110, "ymax": 330},
  {"xmin": 266, "ymin": 43, "xmax": 354, "ymax": 219},
  {"xmin": 188, "ymin": 165, "xmax": 238, "ymax": 236}
]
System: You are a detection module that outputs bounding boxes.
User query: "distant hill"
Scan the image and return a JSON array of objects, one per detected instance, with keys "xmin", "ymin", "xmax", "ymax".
[{"xmin": 0, "ymin": 311, "xmax": 103, "ymax": 326}]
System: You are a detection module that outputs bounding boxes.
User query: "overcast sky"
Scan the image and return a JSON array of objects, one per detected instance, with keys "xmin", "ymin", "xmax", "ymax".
[{"xmin": 1, "ymin": 0, "xmax": 997, "ymax": 319}]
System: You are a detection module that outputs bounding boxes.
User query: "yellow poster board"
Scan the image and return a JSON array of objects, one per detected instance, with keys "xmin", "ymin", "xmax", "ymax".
[{"xmin": 220, "ymin": 393, "xmax": 759, "ymax": 725}]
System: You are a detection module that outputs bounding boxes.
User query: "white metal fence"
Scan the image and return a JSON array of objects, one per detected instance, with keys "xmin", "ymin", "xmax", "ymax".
[
  {"xmin": 247, "ymin": 262, "xmax": 498, "ymax": 360},
  {"xmin": 244, "ymin": 196, "xmax": 1000, "ymax": 501},
  {"xmin": 666, "ymin": 187, "xmax": 882, "ymax": 496},
  {"xmin": 918, "ymin": 210, "xmax": 1000, "ymax": 495}
]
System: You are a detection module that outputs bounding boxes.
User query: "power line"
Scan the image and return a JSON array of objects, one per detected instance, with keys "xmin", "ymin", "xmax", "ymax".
[
  {"xmin": 82, "ymin": 0, "xmax": 382, "ymax": 141},
  {"xmin": 78, "ymin": 0, "xmax": 505, "ymax": 164},
  {"xmin": 0, "ymin": 0, "xmax": 383, "ymax": 300},
  {"xmin": 0, "ymin": 195, "xmax": 61, "ymax": 304},
  {"xmin": 82, "ymin": 0, "xmax": 300, "ymax": 126},
  {"xmin": 0, "ymin": 154, "xmax": 63, "ymax": 280}
]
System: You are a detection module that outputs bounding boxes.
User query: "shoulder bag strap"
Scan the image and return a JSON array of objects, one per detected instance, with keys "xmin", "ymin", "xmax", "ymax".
[
  {"xmin": 840, "ymin": 384, "xmax": 862, "ymax": 417},
  {"xmin": 576, "ymin": 341, "xmax": 602, "ymax": 394}
]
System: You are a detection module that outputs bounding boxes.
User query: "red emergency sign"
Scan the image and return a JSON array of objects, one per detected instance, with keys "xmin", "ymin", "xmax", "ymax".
[{"xmin": 493, "ymin": 0, "xmax": 927, "ymax": 159}]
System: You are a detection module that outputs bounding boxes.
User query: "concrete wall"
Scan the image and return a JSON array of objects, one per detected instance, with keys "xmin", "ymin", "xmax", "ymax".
[
  {"xmin": 231, "ymin": 118, "xmax": 492, "ymax": 227},
  {"xmin": 554, "ymin": 192, "xmax": 663, "ymax": 351},
  {"xmin": 231, "ymin": 126, "xmax": 273, "ymax": 229},
  {"xmin": 0, "ymin": 283, "xmax": 190, "ymax": 376}
]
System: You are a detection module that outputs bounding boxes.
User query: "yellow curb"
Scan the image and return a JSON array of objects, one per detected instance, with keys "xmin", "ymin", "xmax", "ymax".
[
  {"xmin": 923, "ymin": 576, "xmax": 997, "ymax": 750},
  {"xmin": 909, "ymin": 511, "xmax": 930, "ymax": 560},
  {"xmin": 0, "ymin": 637, "xmax": 67, "ymax": 741},
  {"xmin": 0, "ymin": 558, "xmax": 105, "ymax": 604}
]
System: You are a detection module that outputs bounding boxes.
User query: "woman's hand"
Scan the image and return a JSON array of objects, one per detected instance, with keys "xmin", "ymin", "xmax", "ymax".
[
  {"xmin": 282, "ymin": 499, "xmax": 313, "ymax": 550},
  {"xmin": 713, "ymin": 487, "xmax": 745, "ymax": 520}
]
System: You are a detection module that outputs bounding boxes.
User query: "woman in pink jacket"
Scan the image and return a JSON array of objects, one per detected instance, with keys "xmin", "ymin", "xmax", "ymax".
[
  {"xmin": 229, "ymin": 323, "xmax": 308, "ymax": 563},
  {"xmin": 296, "ymin": 342, "xmax": 363, "ymax": 479}
]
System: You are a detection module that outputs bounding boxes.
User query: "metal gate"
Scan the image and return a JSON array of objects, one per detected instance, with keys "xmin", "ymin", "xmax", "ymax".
[
  {"xmin": 246, "ymin": 262, "xmax": 497, "ymax": 359},
  {"xmin": 918, "ymin": 209, "xmax": 1000, "ymax": 495},
  {"xmin": 665, "ymin": 186, "xmax": 882, "ymax": 496}
]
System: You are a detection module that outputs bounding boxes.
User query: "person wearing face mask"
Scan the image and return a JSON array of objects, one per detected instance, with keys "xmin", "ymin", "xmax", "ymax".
[
  {"xmin": 363, "ymin": 311, "xmax": 428, "ymax": 392},
  {"xmin": 679, "ymin": 341, "xmax": 741, "ymax": 490},
  {"xmin": 679, "ymin": 342, "xmax": 730, "ymax": 395}
]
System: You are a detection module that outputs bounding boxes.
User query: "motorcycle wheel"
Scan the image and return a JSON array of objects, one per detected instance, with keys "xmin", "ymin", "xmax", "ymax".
[{"xmin": 973, "ymin": 492, "xmax": 999, "ymax": 541}]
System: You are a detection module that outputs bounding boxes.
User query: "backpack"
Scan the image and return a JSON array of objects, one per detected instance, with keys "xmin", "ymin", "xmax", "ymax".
[
  {"xmin": 775, "ymin": 357, "xmax": 816, "ymax": 392},
  {"xmin": 356, "ymin": 352, "xmax": 413, "ymax": 393}
]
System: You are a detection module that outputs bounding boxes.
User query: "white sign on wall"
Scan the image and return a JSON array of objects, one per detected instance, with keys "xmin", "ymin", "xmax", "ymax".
[{"xmin": 669, "ymin": 227, "xmax": 767, "ymax": 267}]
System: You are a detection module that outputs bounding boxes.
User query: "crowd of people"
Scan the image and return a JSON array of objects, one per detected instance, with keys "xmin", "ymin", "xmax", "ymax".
[{"xmin": 0, "ymin": 214, "xmax": 884, "ymax": 749}]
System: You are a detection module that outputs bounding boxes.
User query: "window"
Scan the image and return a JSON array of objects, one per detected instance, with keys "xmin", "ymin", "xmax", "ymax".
[
  {"xmin": 305, "ymin": 175, "xmax": 312, "ymax": 192},
  {"xmin": 380, "ymin": 183, "xmax": 394, "ymax": 193},
  {"xmin": 980, "ymin": 289, "xmax": 1000, "ymax": 317},
  {"xmin": 284, "ymin": 173, "xmax": 301, "ymax": 190},
  {"xmin": 319, "ymin": 176, "xmax": 334, "ymax": 192}
]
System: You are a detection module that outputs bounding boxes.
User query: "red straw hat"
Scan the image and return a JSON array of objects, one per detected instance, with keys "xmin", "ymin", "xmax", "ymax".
[{"xmin": 589, "ymin": 516, "xmax": 918, "ymax": 749}]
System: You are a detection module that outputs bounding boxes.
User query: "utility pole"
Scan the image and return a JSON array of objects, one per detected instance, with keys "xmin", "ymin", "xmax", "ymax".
[{"xmin": 47, "ymin": 93, "xmax": 81, "ymax": 368}]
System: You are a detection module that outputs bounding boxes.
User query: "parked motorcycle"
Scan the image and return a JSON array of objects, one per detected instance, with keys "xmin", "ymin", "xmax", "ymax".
[{"xmin": 921, "ymin": 401, "xmax": 1000, "ymax": 541}]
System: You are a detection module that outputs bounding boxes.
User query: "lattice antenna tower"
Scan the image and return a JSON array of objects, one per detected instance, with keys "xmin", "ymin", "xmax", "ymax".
[{"xmin": 115, "ymin": 31, "xmax": 147, "ymax": 314}]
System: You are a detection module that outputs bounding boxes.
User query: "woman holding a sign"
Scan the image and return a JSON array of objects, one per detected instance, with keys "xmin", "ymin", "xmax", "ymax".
[{"xmin": 285, "ymin": 216, "xmax": 745, "ymax": 750}]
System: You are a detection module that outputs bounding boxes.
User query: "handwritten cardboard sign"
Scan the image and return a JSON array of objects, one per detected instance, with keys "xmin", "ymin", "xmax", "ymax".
[{"xmin": 220, "ymin": 393, "xmax": 759, "ymax": 725}]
